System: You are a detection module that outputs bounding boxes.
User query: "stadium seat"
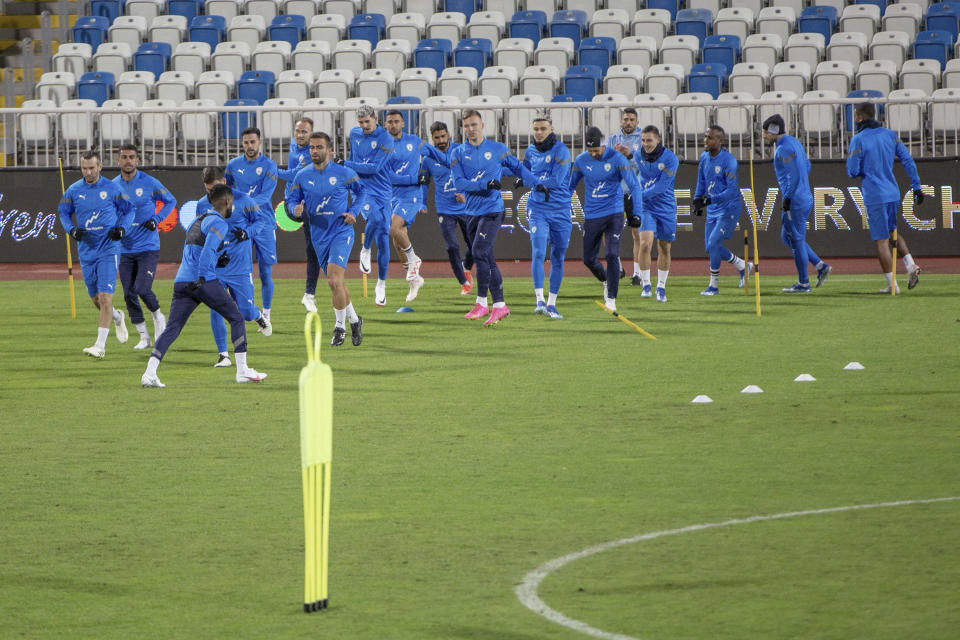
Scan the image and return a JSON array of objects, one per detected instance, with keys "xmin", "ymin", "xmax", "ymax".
[
  {"xmin": 913, "ymin": 30, "xmax": 953, "ymax": 68},
  {"xmin": 220, "ymin": 97, "xmax": 257, "ymax": 138},
  {"xmin": 487, "ymin": 0, "xmax": 519, "ymax": 19},
  {"xmin": 172, "ymin": 41, "xmax": 211, "ymax": 79},
  {"xmin": 477, "ymin": 65, "xmax": 518, "ymax": 102},
  {"xmin": 364, "ymin": 0, "xmax": 398, "ymax": 21},
  {"xmin": 771, "ymin": 60, "xmax": 811, "ymax": 94},
  {"xmin": 428, "ymin": 12, "xmax": 466, "ymax": 42},
  {"xmin": 189, "ymin": 15, "xmax": 227, "ymax": 51},
  {"xmin": 494, "ymin": 37, "xmax": 534, "ymax": 68},
  {"xmin": 535, "ymin": 37, "xmax": 576, "ymax": 75},
  {"xmin": 388, "ymin": 13, "xmax": 427, "ymax": 47},
  {"xmin": 19, "ymin": 99, "xmax": 57, "ymax": 148},
  {"xmin": 520, "ymin": 64, "xmax": 561, "ymax": 98},
  {"xmin": 645, "ymin": 63, "xmax": 685, "ymax": 98},
  {"xmin": 72, "ymin": 16, "xmax": 110, "ymax": 49},
  {"xmin": 609, "ymin": 0, "xmax": 642, "ymax": 12},
  {"xmin": 855, "ymin": 0, "xmax": 887, "ymax": 15},
  {"xmin": 756, "ymin": 7, "xmax": 795, "ymax": 44},
  {"xmin": 882, "ymin": 3, "xmax": 923, "ymax": 39},
  {"xmin": 54, "ymin": 43, "xmax": 93, "ymax": 78},
  {"xmin": 148, "ymin": 15, "xmax": 187, "ymax": 48},
  {"xmin": 125, "ymin": 0, "xmax": 164, "ymax": 21},
  {"xmin": 270, "ymin": 14, "xmax": 308, "ymax": 49},
  {"xmin": 604, "ymin": 64, "xmax": 644, "ymax": 97},
  {"xmin": 134, "ymin": 41, "xmax": 171, "ymax": 79},
  {"xmin": 100, "ymin": 98, "xmax": 138, "ymax": 144},
  {"xmin": 302, "ymin": 97, "xmax": 340, "ymax": 136},
  {"xmin": 800, "ymin": 89, "xmax": 839, "ymax": 139},
  {"xmin": 798, "ymin": 6, "xmax": 839, "ymax": 42},
  {"xmin": 207, "ymin": 0, "xmax": 246, "ymax": 22},
  {"xmin": 196, "ymin": 69, "xmax": 236, "ymax": 104},
  {"xmin": 292, "ymin": 40, "xmax": 331, "ymax": 77},
  {"xmin": 423, "ymin": 94, "xmax": 460, "ymax": 139},
  {"xmin": 180, "ymin": 98, "xmax": 217, "ymax": 147},
  {"xmin": 439, "ymin": 66, "xmax": 479, "ymax": 101},
  {"xmin": 36, "ymin": 71, "xmax": 77, "ymax": 106},
  {"xmin": 634, "ymin": 92, "xmax": 670, "ymax": 133},
  {"xmin": 589, "ymin": 93, "xmax": 629, "ymax": 131},
  {"xmin": 94, "ymin": 42, "xmax": 132, "ymax": 77},
  {"xmin": 566, "ymin": 0, "xmax": 601, "ymax": 14},
  {"xmin": 900, "ymin": 58, "xmax": 940, "ymax": 94},
  {"xmin": 373, "ymin": 39, "xmax": 412, "ymax": 76},
  {"xmin": 550, "ymin": 10, "xmax": 588, "ymax": 48},
  {"xmin": 349, "ymin": 13, "xmax": 387, "ymax": 47},
  {"xmin": 237, "ymin": 69, "xmax": 275, "ymax": 103},
  {"xmin": 886, "ymin": 88, "xmax": 926, "ymax": 140},
  {"xmin": 308, "ymin": 14, "xmax": 347, "ymax": 50},
  {"xmin": 577, "ymin": 37, "xmax": 616, "ymax": 74},
  {"xmin": 506, "ymin": 93, "xmax": 540, "ymax": 138},
  {"xmin": 77, "ymin": 71, "xmax": 115, "ymax": 105},
  {"xmin": 715, "ymin": 91, "xmax": 755, "ymax": 142},
  {"xmin": 647, "ymin": 0, "xmax": 680, "ymax": 20},
  {"xmin": 814, "ymin": 60, "xmax": 854, "ymax": 95},
  {"xmin": 617, "ymin": 35, "xmax": 657, "ymax": 70},
  {"xmin": 252, "ymin": 40, "xmax": 291, "ymax": 76},
  {"xmin": 674, "ymin": 92, "xmax": 713, "ymax": 140},
  {"xmin": 660, "ymin": 35, "xmax": 700, "ymax": 74},
  {"xmin": 212, "ymin": 41, "xmax": 250, "ymax": 77},
  {"xmin": 715, "ymin": 7, "xmax": 754, "ymax": 43},
  {"xmin": 168, "ymin": 0, "xmax": 202, "ymax": 21},
  {"xmin": 387, "ymin": 95, "xmax": 423, "ymax": 133},
  {"xmin": 930, "ymin": 87, "xmax": 960, "ymax": 137},
  {"xmin": 464, "ymin": 94, "xmax": 504, "ymax": 134},
  {"xmin": 332, "ymin": 39, "xmax": 371, "ymax": 76},
  {"xmin": 827, "ymin": 32, "xmax": 868, "ymax": 68},
  {"xmin": 742, "ymin": 33, "xmax": 783, "ymax": 69},
  {"xmin": 704, "ymin": 34, "xmax": 741, "ymax": 70},
  {"xmin": 943, "ymin": 56, "xmax": 960, "ymax": 87},
  {"xmin": 841, "ymin": 4, "xmax": 882, "ymax": 40},
  {"xmin": 116, "ymin": 69, "xmax": 155, "ymax": 104},
  {"xmin": 414, "ymin": 38, "xmax": 454, "ymax": 75},
  {"xmin": 156, "ymin": 70, "xmax": 195, "ymax": 103},
  {"xmin": 229, "ymin": 15, "xmax": 267, "ymax": 51},
  {"xmin": 275, "ymin": 68, "xmax": 314, "ymax": 102},
  {"xmin": 509, "ymin": 10, "xmax": 547, "ymax": 45},
  {"xmin": 247, "ymin": 0, "xmax": 281, "ymax": 22},
  {"xmin": 109, "ymin": 16, "xmax": 147, "ymax": 49},
  {"xmin": 729, "ymin": 61, "xmax": 769, "ymax": 97},
  {"xmin": 869, "ymin": 30, "xmax": 910, "ymax": 72},
  {"xmin": 397, "ymin": 66, "xmax": 437, "ymax": 101},
  {"xmin": 550, "ymin": 94, "xmax": 585, "ymax": 138},
  {"xmin": 925, "ymin": 2, "xmax": 960, "ymax": 42},
  {"xmin": 316, "ymin": 68, "xmax": 356, "ymax": 103},
  {"xmin": 687, "ymin": 62, "xmax": 727, "ymax": 97},
  {"xmin": 676, "ymin": 8, "xmax": 713, "ymax": 46},
  {"xmin": 454, "ymin": 38, "xmax": 493, "ymax": 75},
  {"xmin": 857, "ymin": 59, "xmax": 897, "ymax": 94},
  {"xmin": 261, "ymin": 97, "xmax": 298, "ymax": 142},
  {"xmin": 590, "ymin": 9, "xmax": 630, "ymax": 40},
  {"xmin": 357, "ymin": 67, "xmax": 397, "ymax": 102},
  {"xmin": 445, "ymin": 0, "xmax": 479, "ymax": 19},
  {"xmin": 631, "ymin": 9, "xmax": 671, "ymax": 47},
  {"xmin": 563, "ymin": 64, "xmax": 602, "ymax": 99},
  {"xmin": 785, "ymin": 33, "xmax": 825, "ymax": 72},
  {"xmin": 321, "ymin": 0, "xmax": 360, "ymax": 21},
  {"xmin": 60, "ymin": 98, "xmax": 98, "ymax": 147},
  {"xmin": 758, "ymin": 89, "xmax": 797, "ymax": 135},
  {"xmin": 468, "ymin": 11, "xmax": 506, "ymax": 46}
]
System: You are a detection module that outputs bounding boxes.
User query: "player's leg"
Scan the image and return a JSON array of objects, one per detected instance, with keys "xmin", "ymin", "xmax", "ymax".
[
  {"xmin": 582, "ymin": 217, "xmax": 607, "ymax": 284},
  {"xmin": 889, "ymin": 209, "xmax": 921, "ymax": 289},
  {"xmin": 601, "ymin": 215, "xmax": 621, "ymax": 307},
  {"xmin": 142, "ymin": 283, "xmax": 202, "ymax": 386},
  {"xmin": 118, "ymin": 253, "xmax": 146, "ymax": 345},
  {"xmin": 528, "ymin": 211, "xmax": 549, "ymax": 312},
  {"xmin": 199, "ymin": 279, "xmax": 265, "ymax": 381},
  {"xmin": 97, "ymin": 254, "xmax": 128, "ymax": 345},
  {"xmin": 480, "ymin": 212, "xmax": 509, "ymax": 325},
  {"xmin": 636, "ymin": 229, "xmax": 654, "ymax": 296},
  {"xmin": 326, "ymin": 229, "xmax": 362, "ymax": 346},
  {"xmin": 867, "ymin": 202, "xmax": 899, "ymax": 292},
  {"xmin": 654, "ymin": 213, "xmax": 674, "ymax": 302},
  {"xmin": 544, "ymin": 215, "xmax": 572, "ymax": 319},
  {"xmin": 702, "ymin": 217, "xmax": 722, "ymax": 295},
  {"xmin": 464, "ymin": 215, "xmax": 489, "ymax": 318},
  {"xmin": 391, "ymin": 210, "xmax": 421, "ymax": 279},
  {"xmin": 302, "ymin": 216, "xmax": 320, "ymax": 312},
  {"xmin": 630, "ymin": 227, "xmax": 643, "ymax": 284},
  {"xmin": 438, "ymin": 214, "xmax": 467, "ymax": 286}
]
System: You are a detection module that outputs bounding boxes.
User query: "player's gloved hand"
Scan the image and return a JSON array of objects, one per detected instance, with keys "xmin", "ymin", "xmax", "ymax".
[
  {"xmin": 914, "ymin": 189, "xmax": 924, "ymax": 205},
  {"xmin": 535, "ymin": 184, "xmax": 550, "ymax": 202},
  {"xmin": 626, "ymin": 212, "xmax": 643, "ymax": 228},
  {"xmin": 216, "ymin": 252, "xmax": 231, "ymax": 268},
  {"xmin": 782, "ymin": 197, "xmax": 791, "ymax": 211},
  {"xmin": 692, "ymin": 196, "xmax": 706, "ymax": 216},
  {"xmin": 70, "ymin": 227, "xmax": 85, "ymax": 241},
  {"xmin": 187, "ymin": 277, "xmax": 206, "ymax": 292},
  {"xmin": 142, "ymin": 219, "xmax": 158, "ymax": 231},
  {"xmin": 418, "ymin": 173, "xmax": 431, "ymax": 186},
  {"xmin": 333, "ymin": 154, "xmax": 345, "ymax": 165},
  {"xmin": 232, "ymin": 227, "xmax": 248, "ymax": 241},
  {"xmin": 108, "ymin": 226, "xmax": 125, "ymax": 240},
  {"xmin": 486, "ymin": 179, "xmax": 501, "ymax": 190}
]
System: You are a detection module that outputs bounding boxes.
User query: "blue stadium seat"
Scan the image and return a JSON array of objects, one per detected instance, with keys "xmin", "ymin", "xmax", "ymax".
[
  {"xmin": 687, "ymin": 62, "xmax": 728, "ymax": 98},
  {"xmin": 563, "ymin": 65, "xmax": 602, "ymax": 100},
  {"xmin": 676, "ymin": 9, "xmax": 713, "ymax": 46},
  {"xmin": 913, "ymin": 30, "xmax": 953, "ymax": 68},
  {"xmin": 577, "ymin": 37, "xmax": 616, "ymax": 75},
  {"xmin": 414, "ymin": 39, "xmax": 453, "ymax": 76},
  {"xmin": 168, "ymin": 0, "xmax": 203, "ymax": 22},
  {"xmin": 71, "ymin": 16, "xmax": 110, "ymax": 49},
  {"xmin": 189, "ymin": 15, "xmax": 227, "ymax": 51},
  {"xmin": 550, "ymin": 10, "xmax": 588, "ymax": 48},
  {"xmin": 237, "ymin": 69, "xmax": 275, "ymax": 103},
  {"xmin": 845, "ymin": 89, "xmax": 884, "ymax": 131},
  {"xmin": 90, "ymin": 0, "xmax": 124, "ymax": 22},
  {"xmin": 386, "ymin": 96, "xmax": 422, "ymax": 134},
  {"xmin": 509, "ymin": 11, "xmax": 547, "ymax": 46},
  {"xmin": 222, "ymin": 98, "xmax": 258, "ymax": 138},
  {"xmin": 77, "ymin": 71, "xmax": 115, "ymax": 105},
  {"xmin": 270, "ymin": 15, "xmax": 308, "ymax": 49},
  {"xmin": 454, "ymin": 38, "xmax": 493, "ymax": 75},
  {"xmin": 647, "ymin": 0, "xmax": 681, "ymax": 21},
  {"xmin": 552, "ymin": 93, "xmax": 587, "ymax": 102},
  {"xmin": 925, "ymin": 2, "xmax": 960, "ymax": 42},
  {"xmin": 855, "ymin": 0, "xmax": 888, "ymax": 16},
  {"xmin": 134, "ymin": 42, "xmax": 172, "ymax": 80},
  {"xmin": 445, "ymin": 0, "xmax": 480, "ymax": 19},
  {"xmin": 348, "ymin": 14, "xmax": 386, "ymax": 48},
  {"xmin": 798, "ymin": 6, "xmax": 839, "ymax": 42},
  {"xmin": 703, "ymin": 34, "xmax": 741, "ymax": 71}
]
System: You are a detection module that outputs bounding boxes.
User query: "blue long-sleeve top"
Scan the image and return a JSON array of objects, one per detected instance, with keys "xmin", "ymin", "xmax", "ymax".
[
  {"xmin": 638, "ymin": 146, "xmax": 679, "ymax": 216},
  {"xmin": 58, "ymin": 176, "xmax": 134, "ymax": 264},
  {"xmin": 113, "ymin": 170, "xmax": 177, "ymax": 254},
  {"xmin": 511, "ymin": 137, "xmax": 573, "ymax": 217},
  {"xmin": 772, "ymin": 135, "xmax": 813, "ymax": 210},
  {"xmin": 695, "ymin": 148, "xmax": 741, "ymax": 216},
  {"xmin": 224, "ymin": 153, "xmax": 279, "ymax": 226},
  {"xmin": 277, "ymin": 138, "xmax": 311, "ymax": 184},
  {"xmin": 846, "ymin": 123, "xmax": 922, "ymax": 206},
  {"xmin": 449, "ymin": 138, "xmax": 512, "ymax": 216},
  {"xmin": 388, "ymin": 131, "xmax": 426, "ymax": 202},
  {"xmin": 198, "ymin": 188, "xmax": 261, "ymax": 278},
  {"xmin": 285, "ymin": 162, "xmax": 364, "ymax": 242},
  {"xmin": 175, "ymin": 212, "xmax": 228, "ymax": 283},
  {"xmin": 420, "ymin": 142, "xmax": 466, "ymax": 215},
  {"xmin": 345, "ymin": 125, "xmax": 395, "ymax": 203},
  {"xmin": 567, "ymin": 147, "xmax": 644, "ymax": 220}
]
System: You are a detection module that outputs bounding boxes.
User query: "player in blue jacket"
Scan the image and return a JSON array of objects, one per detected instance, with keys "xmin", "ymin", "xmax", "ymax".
[
  {"xmin": 225, "ymin": 126, "xmax": 279, "ymax": 321},
  {"xmin": 761, "ymin": 115, "xmax": 832, "ymax": 293},
  {"xmin": 276, "ymin": 118, "xmax": 321, "ymax": 313},
  {"xmin": 606, "ymin": 108, "xmax": 644, "ymax": 285},
  {"xmin": 568, "ymin": 127, "xmax": 644, "ymax": 313},
  {"xmin": 141, "ymin": 184, "xmax": 266, "ymax": 387},
  {"xmin": 197, "ymin": 167, "xmax": 273, "ymax": 368},
  {"xmin": 450, "ymin": 109, "xmax": 515, "ymax": 326},
  {"xmin": 846, "ymin": 102, "xmax": 925, "ymax": 293},
  {"xmin": 420, "ymin": 121, "xmax": 474, "ymax": 295},
  {"xmin": 113, "ymin": 144, "xmax": 175, "ymax": 349},
  {"xmin": 693, "ymin": 126, "xmax": 752, "ymax": 296},
  {"xmin": 504, "ymin": 112, "xmax": 573, "ymax": 319},
  {"xmin": 635, "ymin": 125, "xmax": 679, "ymax": 302},
  {"xmin": 58, "ymin": 150, "xmax": 135, "ymax": 358},
  {"xmin": 286, "ymin": 131, "xmax": 365, "ymax": 347}
]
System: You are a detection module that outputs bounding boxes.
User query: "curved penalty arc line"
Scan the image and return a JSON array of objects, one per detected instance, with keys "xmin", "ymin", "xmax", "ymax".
[{"xmin": 515, "ymin": 496, "xmax": 960, "ymax": 640}]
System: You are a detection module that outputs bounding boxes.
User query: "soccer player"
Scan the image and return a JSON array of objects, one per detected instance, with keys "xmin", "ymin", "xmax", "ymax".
[
  {"xmin": 606, "ymin": 107, "xmax": 644, "ymax": 285},
  {"xmin": 225, "ymin": 126, "xmax": 279, "ymax": 322},
  {"xmin": 141, "ymin": 184, "xmax": 266, "ymax": 387},
  {"xmin": 286, "ymin": 132, "xmax": 365, "ymax": 347},
  {"xmin": 277, "ymin": 118, "xmax": 321, "ymax": 312},
  {"xmin": 761, "ymin": 115, "xmax": 832, "ymax": 293},
  {"xmin": 636, "ymin": 125, "xmax": 679, "ymax": 302},
  {"xmin": 197, "ymin": 167, "xmax": 272, "ymax": 368},
  {"xmin": 113, "ymin": 144, "xmax": 175, "ymax": 349},
  {"xmin": 58, "ymin": 149, "xmax": 134, "ymax": 358},
  {"xmin": 505, "ymin": 112, "xmax": 572, "ymax": 319},
  {"xmin": 420, "ymin": 120, "xmax": 474, "ymax": 295},
  {"xmin": 568, "ymin": 127, "xmax": 644, "ymax": 312},
  {"xmin": 846, "ymin": 102, "xmax": 925, "ymax": 293},
  {"xmin": 383, "ymin": 109, "xmax": 427, "ymax": 302},
  {"xmin": 693, "ymin": 126, "xmax": 751, "ymax": 296},
  {"xmin": 450, "ymin": 109, "xmax": 514, "ymax": 325}
]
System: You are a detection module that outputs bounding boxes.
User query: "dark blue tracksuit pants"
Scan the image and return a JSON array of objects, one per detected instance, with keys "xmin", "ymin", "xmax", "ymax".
[
  {"xmin": 152, "ymin": 279, "xmax": 246, "ymax": 362},
  {"xmin": 583, "ymin": 213, "xmax": 624, "ymax": 300}
]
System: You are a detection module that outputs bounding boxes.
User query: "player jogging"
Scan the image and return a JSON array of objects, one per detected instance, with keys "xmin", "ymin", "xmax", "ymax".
[
  {"xmin": 606, "ymin": 108, "xmax": 643, "ymax": 286},
  {"xmin": 636, "ymin": 125, "xmax": 679, "ymax": 302},
  {"xmin": 384, "ymin": 109, "xmax": 427, "ymax": 303}
]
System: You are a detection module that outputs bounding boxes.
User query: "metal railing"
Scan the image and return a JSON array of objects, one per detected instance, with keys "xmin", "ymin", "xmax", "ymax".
[{"xmin": 2, "ymin": 94, "xmax": 960, "ymax": 169}]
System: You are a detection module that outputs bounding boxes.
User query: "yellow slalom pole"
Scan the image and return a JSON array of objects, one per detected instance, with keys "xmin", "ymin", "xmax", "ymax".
[
  {"xmin": 594, "ymin": 301, "xmax": 657, "ymax": 340},
  {"xmin": 749, "ymin": 153, "xmax": 762, "ymax": 316},
  {"xmin": 890, "ymin": 229, "xmax": 898, "ymax": 296},
  {"xmin": 361, "ymin": 232, "xmax": 368, "ymax": 298},
  {"xmin": 58, "ymin": 157, "xmax": 78, "ymax": 319},
  {"xmin": 743, "ymin": 228, "xmax": 750, "ymax": 295},
  {"xmin": 300, "ymin": 312, "xmax": 334, "ymax": 612}
]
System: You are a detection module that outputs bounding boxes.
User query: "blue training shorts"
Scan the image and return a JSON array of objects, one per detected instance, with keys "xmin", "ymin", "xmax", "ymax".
[
  {"xmin": 392, "ymin": 194, "xmax": 425, "ymax": 225},
  {"xmin": 703, "ymin": 211, "xmax": 739, "ymax": 250},
  {"xmin": 313, "ymin": 227, "xmax": 356, "ymax": 274},
  {"xmin": 529, "ymin": 209, "xmax": 573, "ymax": 250},
  {"xmin": 866, "ymin": 201, "xmax": 898, "ymax": 242},
  {"xmin": 82, "ymin": 253, "xmax": 119, "ymax": 297},
  {"xmin": 252, "ymin": 227, "xmax": 278, "ymax": 265},
  {"xmin": 640, "ymin": 209, "xmax": 677, "ymax": 242},
  {"xmin": 219, "ymin": 273, "xmax": 259, "ymax": 320}
]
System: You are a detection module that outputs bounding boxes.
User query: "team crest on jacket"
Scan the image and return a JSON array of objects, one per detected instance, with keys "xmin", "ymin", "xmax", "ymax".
[
  {"xmin": 715, "ymin": 166, "xmax": 721, "ymax": 174},
  {"xmin": 256, "ymin": 167, "xmax": 263, "ymax": 175},
  {"xmin": 135, "ymin": 188, "xmax": 144, "ymax": 197},
  {"xmin": 100, "ymin": 191, "xmax": 107, "ymax": 199},
  {"xmin": 658, "ymin": 162, "xmax": 665, "ymax": 170},
  {"xmin": 546, "ymin": 155, "xmax": 552, "ymax": 163},
  {"xmin": 371, "ymin": 141, "xmax": 378, "ymax": 148},
  {"xmin": 604, "ymin": 163, "xmax": 611, "ymax": 171},
  {"xmin": 329, "ymin": 177, "xmax": 337, "ymax": 185},
  {"xmin": 484, "ymin": 152, "xmax": 492, "ymax": 160},
  {"xmin": 406, "ymin": 143, "xmax": 413, "ymax": 151}
]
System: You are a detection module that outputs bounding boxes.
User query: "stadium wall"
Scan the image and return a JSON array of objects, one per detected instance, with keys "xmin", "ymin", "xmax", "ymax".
[{"xmin": 2, "ymin": 159, "xmax": 959, "ymax": 263}]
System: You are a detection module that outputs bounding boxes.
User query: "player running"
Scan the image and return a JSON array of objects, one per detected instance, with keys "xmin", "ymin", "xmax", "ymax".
[
  {"xmin": 606, "ymin": 107, "xmax": 643, "ymax": 286},
  {"xmin": 635, "ymin": 126, "xmax": 679, "ymax": 302}
]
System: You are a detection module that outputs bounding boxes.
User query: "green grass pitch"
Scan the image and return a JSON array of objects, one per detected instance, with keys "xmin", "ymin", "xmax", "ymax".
[{"xmin": 2, "ymin": 273, "xmax": 959, "ymax": 639}]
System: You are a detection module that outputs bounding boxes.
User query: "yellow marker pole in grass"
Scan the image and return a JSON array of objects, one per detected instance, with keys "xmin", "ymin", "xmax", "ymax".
[
  {"xmin": 749, "ymin": 153, "xmax": 762, "ymax": 316},
  {"xmin": 300, "ymin": 312, "xmax": 333, "ymax": 613},
  {"xmin": 361, "ymin": 232, "xmax": 368, "ymax": 298},
  {"xmin": 890, "ymin": 229, "xmax": 898, "ymax": 296},
  {"xmin": 58, "ymin": 157, "xmax": 78, "ymax": 319},
  {"xmin": 594, "ymin": 301, "xmax": 656, "ymax": 340}
]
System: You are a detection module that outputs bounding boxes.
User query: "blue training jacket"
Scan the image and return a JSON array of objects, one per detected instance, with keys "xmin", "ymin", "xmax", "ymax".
[
  {"xmin": 113, "ymin": 170, "xmax": 177, "ymax": 254},
  {"xmin": 450, "ymin": 138, "xmax": 513, "ymax": 216},
  {"xmin": 421, "ymin": 142, "xmax": 466, "ymax": 215},
  {"xmin": 198, "ymin": 188, "xmax": 261, "ymax": 279},
  {"xmin": 773, "ymin": 135, "xmax": 813, "ymax": 211},
  {"xmin": 388, "ymin": 131, "xmax": 426, "ymax": 204},
  {"xmin": 175, "ymin": 212, "xmax": 228, "ymax": 283},
  {"xmin": 346, "ymin": 124, "xmax": 395, "ymax": 205},
  {"xmin": 225, "ymin": 153, "xmax": 279, "ymax": 232},
  {"xmin": 695, "ymin": 148, "xmax": 741, "ymax": 217},
  {"xmin": 58, "ymin": 176, "xmax": 134, "ymax": 264},
  {"xmin": 846, "ymin": 123, "xmax": 922, "ymax": 206},
  {"xmin": 285, "ymin": 162, "xmax": 364, "ymax": 244},
  {"xmin": 568, "ymin": 147, "xmax": 644, "ymax": 221},
  {"xmin": 514, "ymin": 137, "xmax": 573, "ymax": 218},
  {"xmin": 638, "ymin": 146, "xmax": 679, "ymax": 216},
  {"xmin": 277, "ymin": 139, "xmax": 311, "ymax": 185}
]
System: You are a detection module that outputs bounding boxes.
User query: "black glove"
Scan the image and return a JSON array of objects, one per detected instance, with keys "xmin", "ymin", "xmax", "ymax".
[
  {"xmin": 108, "ymin": 226, "xmax": 125, "ymax": 240},
  {"xmin": 535, "ymin": 184, "xmax": 549, "ymax": 202},
  {"xmin": 914, "ymin": 190, "xmax": 924, "ymax": 205},
  {"xmin": 70, "ymin": 227, "xmax": 85, "ymax": 241},
  {"xmin": 418, "ymin": 173, "xmax": 431, "ymax": 186},
  {"xmin": 333, "ymin": 154, "xmax": 345, "ymax": 165},
  {"xmin": 187, "ymin": 277, "xmax": 206, "ymax": 292},
  {"xmin": 142, "ymin": 219, "xmax": 158, "ymax": 231},
  {"xmin": 232, "ymin": 227, "xmax": 248, "ymax": 241},
  {"xmin": 216, "ymin": 252, "xmax": 231, "ymax": 268},
  {"xmin": 782, "ymin": 197, "xmax": 791, "ymax": 211},
  {"xmin": 626, "ymin": 212, "xmax": 643, "ymax": 228},
  {"xmin": 692, "ymin": 196, "xmax": 706, "ymax": 216},
  {"xmin": 486, "ymin": 179, "xmax": 501, "ymax": 190}
]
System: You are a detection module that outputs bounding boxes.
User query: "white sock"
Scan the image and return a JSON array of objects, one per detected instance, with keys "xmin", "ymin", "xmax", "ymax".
[
  {"xmin": 493, "ymin": 301, "xmax": 506, "ymax": 309},
  {"xmin": 640, "ymin": 269, "xmax": 650, "ymax": 286},
  {"xmin": 135, "ymin": 322, "xmax": 149, "ymax": 338},
  {"xmin": 710, "ymin": 271, "xmax": 719, "ymax": 288},
  {"xmin": 263, "ymin": 308, "xmax": 271, "ymax": 321},
  {"xmin": 152, "ymin": 309, "xmax": 164, "ymax": 321},
  {"xmin": 475, "ymin": 296, "xmax": 488, "ymax": 307},
  {"xmin": 345, "ymin": 303, "xmax": 359, "ymax": 324},
  {"xmin": 377, "ymin": 279, "xmax": 386, "ymax": 288},
  {"xmin": 402, "ymin": 244, "xmax": 417, "ymax": 263},
  {"xmin": 112, "ymin": 308, "xmax": 123, "ymax": 322},
  {"xmin": 219, "ymin": 351, "xmax": 228, "ymax": 358},
  {"xmin": 606, "ymin": 297, "xmax": 616, "ymax": 311},
  {"xmin": 633, "ymin": 262, "xmax": 640, "ymax": 277},
  {"xmin": 95, "ymin": 327, "xmax": 109, "ymax": 349},
  {"xmin": 334, "ymin": 307, "xmax": 346, "ymax": 329},
  {"xmin": 903, "ymin": 253, "xmax": 916, "ymax": 270},
  {"xmin": 235, "ymin": 351, "xmax": 247, "ymax": 370},
  {"xmin": 885, "ymin": 272, "xmax": 893, "ymax": 285},
  {"xmin": 534, "ymin": 287, "xmax": 544, "ymax": 302},
  {"xmin": 547, "ymin": 292, "xmax": 557, "ymax": 306},
  {"xmin": 145, "ymin": 356, "xmax": 160, "ymax": 376},
  {"xmin": 815, "ymin": 261, "xmax": 824, "ymax": 270},
  {"xmin": 730, "ymin": 255, "xmax": 746, "ymax": 270},
  {"xmin": 657, "ymin": 269, "xmax": 669, "ymax": 288}
]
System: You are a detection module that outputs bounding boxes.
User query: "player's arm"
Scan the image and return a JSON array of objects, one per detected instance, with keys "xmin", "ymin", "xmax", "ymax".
[
  {"xmin": 536, "ymin": 147, "xmax": 572, "ymax": 190},
  {"xmin": 643, "ymin": 153, "xmax": 678, "ymax": 198},
  {"xmin": 199, "ymin": 219, "xmax": 227, "ymax": 280},
  {"xmin": 894, "ymin": 138, "xmax": 923, "ymax": 192},
  {"xmin": 621, "ymin": 167, "xmax": 644, "ymax": 218},
  {"xmin": 776, "ymin": 147, "xmax": 799, "ymax": 202},
  {"xmin": 693, "ymin": 157, "xmax": 707, "ymax": 199},
  {"xmin": 451, "ymin": 155, "xmax": 490, "ymax": 193},
  {"xmin": 239, "ymin": 194, "xmax": 266, "ymax": 235},
  {"xmin": 224, "ymin": 161, "xmax": 235, "ymax": 187},
  {"xmin": 151, "ymin": 178, "xmax": 177, "ymax": 223},
  {"xmin": 566, "ymin": 161, "xmax": 584, "ymax": 192},
  {"xmin": 420, "ymin": 142, "xmax": 448, "ymax": 167},
  {"xmin": 58, "ymin": 189, "xmax": 80, "ymax": 237},
  {"xmin": 345, "ymin": 171, "xmax": 364, "ymax": 221},
  {"xmin": 114, "ymin": 190, "xmax": 135, "ymax": 231},
  {"xmin": 250, "ymin": 159, "xmax": 279, "ymax": 210},
  {"xmin": 345, "ymin": 138, "xmax": 393, "ymax": 175},
  {"xmin": 284, "ymin": 178, "xmax": 305, "ymax": 221},
  {"xmin": 846, "ymin": 137, "xmax": 863, "ymax": 178}
]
